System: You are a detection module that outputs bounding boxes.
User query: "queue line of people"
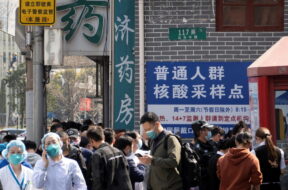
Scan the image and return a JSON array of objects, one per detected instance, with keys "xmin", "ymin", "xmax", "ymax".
[{"xmin": 0, "ymin": 113, "xmax": 286, "ymax": 190}]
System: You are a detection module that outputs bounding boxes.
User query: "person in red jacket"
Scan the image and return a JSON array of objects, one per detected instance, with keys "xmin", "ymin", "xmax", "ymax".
[{"xmin": 217, "ymin": 132, "xmax": 262, "ymax": 190}]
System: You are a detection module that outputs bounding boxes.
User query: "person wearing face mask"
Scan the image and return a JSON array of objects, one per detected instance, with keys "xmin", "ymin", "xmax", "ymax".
[
  {"xmin": 125, "ymin": 131, "xmax": 143, "ymax": 153},
  {"xmin": 126, "ymin": 131, "xmax": 150, "ymax": 160},
  {"xmin": 68, "ymin": 129, "xmax": 93, "ymax": 166},
  {"xmin": 191, "ymin": 120, "xmax": 216, "ymax": 190},
  {"xmin": 217, "ymin": 132, "xmax": 262, "ymax": 190},
  {"xmin": 138, "ymin": 112, "xmax": 182, "ymax": 190},
  {"xmin": 56, "ymin": 131, "xmax": 89, "ymax": 189},
  {"xmin": 32, "ymin": 132, "xmax": 87, "ymax": 190},
  {"xmin": 0, "ymin": 137, "xmax": 32, "ymax": 169},
  {"xmin": 125, "ymin": 131, "xmax": 149, "ymax": 190},
  {"xmin": 0, "ymin": 140, "xmax": 35, "ymax": 190},
  {"xmin": 114, "ymin": 136, "xmax": 145, "ymax": 190},
  {"xmin": 251, "ymin": 127, "xmax": 285, "ymax": 190},
  {"xmin": 208, "ymin": 126, "xmax": 225, "ymax": 149},
  {"xmin": 23, "ymin": 140, "xmax": 41, "ymax": 168},
  {"xmin": 86, "ymin": 127, "xmax": 132, "ymax": 190},
  {"xmin": 66, "ymin": 128, "xmax": 82, "ymax": 146}
]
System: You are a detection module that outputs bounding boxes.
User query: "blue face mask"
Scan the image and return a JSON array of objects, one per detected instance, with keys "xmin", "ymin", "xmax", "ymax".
[
  {"xmin": 46, "ymin": 144, "xmax": 61, "ymax": 158},
  {"xmin": 146, "ymin": 130, "xmax": 157, "ymax": 139},
  {"xmin": 8, "ymin": 154, "xmax": 25, "ymax": 165},
  {"xmin": 206, "ymin": 131, "xmax": 212, "ymax": 140}
]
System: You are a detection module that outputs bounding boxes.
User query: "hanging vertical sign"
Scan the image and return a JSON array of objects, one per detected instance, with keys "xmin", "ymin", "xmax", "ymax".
[{"xmin": 113, "ymin": 0, "xmax": 135, "ymax": 130}]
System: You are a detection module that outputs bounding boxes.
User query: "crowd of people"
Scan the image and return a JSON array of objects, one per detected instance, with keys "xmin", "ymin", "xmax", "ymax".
[{"xmin": 0, "ymin": 112, "xmax": 287, "ymax": 190}]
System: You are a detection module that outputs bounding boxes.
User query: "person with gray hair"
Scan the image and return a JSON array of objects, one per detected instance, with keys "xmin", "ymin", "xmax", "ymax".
[
  {"xmin": 33, "ymin": 132, "xmax": 87, "ymax": 190},
  {"xmin": 0, "ymin": 140, "xmax": 35, "ymax": 189}
]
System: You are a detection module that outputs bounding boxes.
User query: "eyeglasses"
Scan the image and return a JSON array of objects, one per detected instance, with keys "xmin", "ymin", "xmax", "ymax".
[{"xmin": 45, "ymin": 139, "xmax": 58, "ymax": 147}]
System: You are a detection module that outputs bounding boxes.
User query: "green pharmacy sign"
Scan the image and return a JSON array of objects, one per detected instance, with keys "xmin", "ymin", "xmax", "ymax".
[
  {"xmin": 169, "ymin": 27, "xmax": 206, "ymax": 41},
  {"xmin": 55, "ymin": 0, "xmax": 110, "ymax": 56},
  {"xmin": 113, "ymin": 0, "xmax": 135, "ymax": 130},
  {"xmin": 56, "ymin": 0, "xmax": 108, "ymax": 44}
]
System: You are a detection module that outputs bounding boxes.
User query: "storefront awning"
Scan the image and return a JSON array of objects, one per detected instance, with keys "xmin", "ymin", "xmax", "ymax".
[{"xmin": 248, "ymin": 37, "xmax": 288, "ymax": 77}]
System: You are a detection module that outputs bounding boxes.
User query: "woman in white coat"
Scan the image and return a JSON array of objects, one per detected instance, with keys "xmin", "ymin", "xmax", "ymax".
[
  {"xmin": 0, "ymin": 140, "xmax": 35, "ymax": 190},
  {"xmin": 32, "ymin": 132, "xmax": 87, "ymax": 190}
]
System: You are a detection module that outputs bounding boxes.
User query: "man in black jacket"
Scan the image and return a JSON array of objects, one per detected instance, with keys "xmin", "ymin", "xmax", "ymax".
[
  {"xmin": 87, "ymin": 127, "xmax": 132, "ymax": 190},
  {"xmin": 192, "ymin": 120, "xmax": 216, "ymax": 190},
  {"xmin": 114, "ymin": 136, "xmax": 145, "ymax": 190}
]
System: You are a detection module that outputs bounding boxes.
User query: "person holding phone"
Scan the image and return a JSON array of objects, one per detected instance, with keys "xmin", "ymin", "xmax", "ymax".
[
  {"xmin": 0, "ymin": 140, "xmax": 35, "ymax": 190},
  {"xmin": 114, "ymin": 136, "xmax": 146, "ymax": 190},
  {"xmin": 32, "ymin": 132, "xmax": 87, "ymax": 190},
  {"xmin": 139, "ymin": 112, "xmax": 182, "ymax": 190}
]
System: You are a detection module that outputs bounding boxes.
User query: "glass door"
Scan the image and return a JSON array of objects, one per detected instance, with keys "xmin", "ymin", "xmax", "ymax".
[{"xmin": 275, "ymin": 90, "xmax": 288, "ymax": 141}]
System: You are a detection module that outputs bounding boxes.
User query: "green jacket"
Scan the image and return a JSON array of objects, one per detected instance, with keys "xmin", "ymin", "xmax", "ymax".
[{"xmin": 148, "ymin": 131, "xmax": 182, "ymax": 190}]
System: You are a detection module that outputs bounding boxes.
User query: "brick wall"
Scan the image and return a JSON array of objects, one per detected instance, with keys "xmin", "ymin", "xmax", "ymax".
[{"xmin": 133, "ymin": 0, "xmax": 288, "ymax": 127}]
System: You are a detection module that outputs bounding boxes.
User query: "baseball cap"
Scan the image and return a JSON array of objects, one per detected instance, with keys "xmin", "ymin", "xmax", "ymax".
[
  {"xmin": 191, "ymin": 120, "xmax": 214, "ymax": 133},
  {"xmin": 66, "ymin": 128, "xmax": 80, "ymax": 138}
]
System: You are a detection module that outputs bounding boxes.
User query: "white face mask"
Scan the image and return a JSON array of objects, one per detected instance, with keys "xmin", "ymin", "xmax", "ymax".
[
  {"xmin": 253, "ymin": 138, "xmax": 263, "ymax": 148},
  {"xmin": 126, "ymin": 150, "xmax": 132, "ymax": 157}
]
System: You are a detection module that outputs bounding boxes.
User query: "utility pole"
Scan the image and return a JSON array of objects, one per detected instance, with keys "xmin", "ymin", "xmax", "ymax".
[
  {"xmin": 25, "ymin": 50, "xmax": 33, "ymax": 140},
  {"xmin": 32, "ymin": 26, "xmax": 45, "ymax": 144}
]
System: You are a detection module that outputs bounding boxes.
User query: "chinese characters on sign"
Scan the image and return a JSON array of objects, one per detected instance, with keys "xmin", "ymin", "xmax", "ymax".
[
  {"xmin": 79, "ymin": 98, "xmax": 92, "ymax": 111},
  {"xmin": 114, "ymin": 0, "xmax": 135, "ymax": 130},
  {"xmin": 153, "ymin": 65, "xmax": 244, "ymax": 100},
  {"xmin": 56, "ymin": 0, "xmax": 108, "ymax": 44},
  {"xmin": 19, "ymin": 0, "xmax": 56, "ymax": 25},
  {"xmin": 54, "ymin": 0, "xmax": 110, "ymax": 56},
  {"xmin": 147, "ymin": 62, "xmax": 251, "ymax": 138},
  {"xmin": 249, "ymin": 82, "xmax": 260, "ymax": 138},
  {"xmin": 169, "ymin": 28, "xmax": 206, "ymax": 41}
]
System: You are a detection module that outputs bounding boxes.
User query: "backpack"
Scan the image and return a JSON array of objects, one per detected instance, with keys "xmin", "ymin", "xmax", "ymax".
[{"xmin": 164, "ymin": 134, "xmax": 201, "ymax": 189}]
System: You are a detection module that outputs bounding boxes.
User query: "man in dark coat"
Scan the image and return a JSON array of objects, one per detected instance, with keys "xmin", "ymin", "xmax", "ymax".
[
  {"xmin": 87, "ymin": 126, "xmax": 132, "ymax": 190},
  {"xmin": 114, "ymin": 136, "xmax": 145, "ymax": 190},
  {"xmin": 192, "ymin": 120, "xmax": 217, "ymax": 190}
]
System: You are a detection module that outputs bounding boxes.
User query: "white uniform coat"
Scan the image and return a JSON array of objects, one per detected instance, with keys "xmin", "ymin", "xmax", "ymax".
[
  {"xmin": 33, "ymin": 156, "xmax": 86, "ymax": 190},
  {"xmin": 0, "ymin": 164, "xmax": 36, "ymax": 190}
]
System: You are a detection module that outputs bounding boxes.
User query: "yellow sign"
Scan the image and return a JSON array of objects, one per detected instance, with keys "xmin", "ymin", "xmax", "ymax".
[{"xmin": 19, "ymin": 0, "xmax": 56, "ymax": 25}]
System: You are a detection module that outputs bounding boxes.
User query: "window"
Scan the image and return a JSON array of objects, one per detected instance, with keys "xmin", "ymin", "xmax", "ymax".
[{"xmin": 216, "ymin": 0, "xmax": 284, "ymax": 31}]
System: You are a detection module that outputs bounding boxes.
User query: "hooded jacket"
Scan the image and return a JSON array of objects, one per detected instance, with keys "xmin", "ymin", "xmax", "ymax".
[{"xmin": 217, "ymin": 148, "xmax": 262, "ymax": 190}]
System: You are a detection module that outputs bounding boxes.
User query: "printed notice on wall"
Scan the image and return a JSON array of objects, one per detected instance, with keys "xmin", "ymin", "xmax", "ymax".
[{"xmin": 146, "ymin": 62, "xmax": 251, "ymax": 138}]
